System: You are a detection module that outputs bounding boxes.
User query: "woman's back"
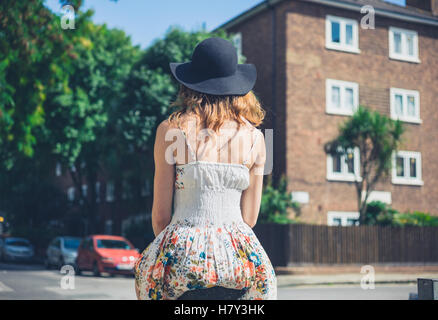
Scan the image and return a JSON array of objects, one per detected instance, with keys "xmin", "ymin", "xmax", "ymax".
[{"xmin": 173, "ymin": 114, "xmax": 263, "ymax": 169}]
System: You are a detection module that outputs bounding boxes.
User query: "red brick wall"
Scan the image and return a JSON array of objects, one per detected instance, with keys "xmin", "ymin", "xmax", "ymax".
[
  {"xmin": 227, "ymin": 0, "xmax": 438, "ymax": 223},
  {"xmin": 283, "ymin": 1, "xmax": 438, "ymax": 223}
]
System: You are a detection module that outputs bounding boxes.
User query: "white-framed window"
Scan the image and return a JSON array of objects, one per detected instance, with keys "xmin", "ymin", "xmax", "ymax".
[
  {"xmin": 232, "ymin": 32, "xmax": 242, "ymax": 59},
  {"xmin": 392, "ymin": 151, "xmax": 423, "ymax": 186},
  {"xmin": 326, "ymin": 79, "xmax": 359, "ymax": 116},
  {"xmin": 67, "ymin": 187, "xmax": 75, "ymax": 201},
  {"xmin": 95, "ymin": 182, "xmax": 101, "ymax": 203},
  {"xmin": 327, "ymin": 211, "xmax": 360, "ymax": 226},
  {"xmin": 390, "ymin": 88, "xmax": 421, "ymax": 124},
  {"xmin": 55, "ymin": 162, "xmax": 62, "ymax": 177},
  {"xmin": 106, "ymin": 181, "xmax": 115, "ymax": 202},
  {"xmin": 325, "ymin": 15, "xmax": 360, "ymax": 54},
  {"xmin": 327, "ymin": 147, "xmax": 362, "ymax": 182},
  {"xmin": 389, "ymin": 27, "xmax": 419, "ymax": 63}
]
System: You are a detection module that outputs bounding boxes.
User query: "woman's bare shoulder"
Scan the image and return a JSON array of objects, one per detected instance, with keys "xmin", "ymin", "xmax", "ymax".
[{"xmin": 157, "ymin": 118, "xmax": 181, "ymax": 133}]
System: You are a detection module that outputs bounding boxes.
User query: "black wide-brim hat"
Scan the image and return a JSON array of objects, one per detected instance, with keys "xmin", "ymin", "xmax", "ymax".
[{"xmin": 169, "ymin": 37, "xmax": 257, "ymax": 96}]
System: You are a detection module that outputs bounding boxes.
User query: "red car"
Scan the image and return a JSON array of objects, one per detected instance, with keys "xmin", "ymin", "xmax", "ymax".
[{"xmin": 76, "ymin": 235, "xmax": 141, "ymax": 276}]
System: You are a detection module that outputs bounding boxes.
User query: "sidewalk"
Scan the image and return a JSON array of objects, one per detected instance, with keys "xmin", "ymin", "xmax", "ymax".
[{"xmin": 275, "ymin": 264, "xmax": 438, "ymax": 287}]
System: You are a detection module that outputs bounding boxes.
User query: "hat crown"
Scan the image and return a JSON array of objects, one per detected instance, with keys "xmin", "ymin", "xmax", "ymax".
[{"xmin": 191, "ymin": 38, "xmax": 237, "ymax": 78}]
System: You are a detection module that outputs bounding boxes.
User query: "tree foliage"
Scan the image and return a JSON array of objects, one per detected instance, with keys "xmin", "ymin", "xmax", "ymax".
[
  {"xmin": 324, "ymin": 106, "xmax": 405, "ymax": 223},
  {"xmin": 259, "ymin": 175, "xmax": 300, "ymax": 224},
  {"xmin": 0, "ymin": 0, "xmax": 78, "ymax": 169}
]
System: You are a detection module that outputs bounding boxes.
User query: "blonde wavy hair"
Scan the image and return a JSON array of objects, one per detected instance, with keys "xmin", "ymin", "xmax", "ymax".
[{"xmin": 167, "ymin": 85, "xmax": 265, "ymax": 133}]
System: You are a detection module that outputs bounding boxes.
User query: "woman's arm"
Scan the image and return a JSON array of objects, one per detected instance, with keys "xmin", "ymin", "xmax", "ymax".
[
  {"xmin": 151, "ymin": 120, "xmax": 175, "ymax": 237},
  {"xmin": 240, "ymin": 129, "xmax": 266, "ymax": 228}
]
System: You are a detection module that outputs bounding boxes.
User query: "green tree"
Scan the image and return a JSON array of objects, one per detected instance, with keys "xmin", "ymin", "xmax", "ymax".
[
  {"xmin": 324, "ymin": 106, "xmax": 405, "ymax": 224},
  {"xmin": 1, "ymin": 1, "xmax": 139, "ymax": 234},
  {"xmin": 44, "ymin": 20, "xmax": 140, "ymax": 234},
  {"xmin": 0, "ymin": 0, "xmax": 79, "ymax": 170},
  {"xmin": 259, "ymin": 175, "xmax": 300, "ymax": 224}
]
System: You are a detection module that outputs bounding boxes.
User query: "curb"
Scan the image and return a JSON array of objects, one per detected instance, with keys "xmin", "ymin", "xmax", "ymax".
[{"xmin": 276, "ymin": 273, "xmax": 438, "ymax": 288}]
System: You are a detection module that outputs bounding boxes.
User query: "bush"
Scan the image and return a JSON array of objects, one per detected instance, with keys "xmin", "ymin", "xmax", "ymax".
[
  {"xmin": 363, "ymin": 201, "xmax": 438, "ymax": 227},
  {"xmin": 259, "ymin": 175, "xmax": 300, "ymax": 224},
  {"xmin": 393, "ymin": 211, "xmax": 438, "ymax": 227},
  {"xmin": 363, "ymin": 201, "xmax": 397, "ymax": 226}
]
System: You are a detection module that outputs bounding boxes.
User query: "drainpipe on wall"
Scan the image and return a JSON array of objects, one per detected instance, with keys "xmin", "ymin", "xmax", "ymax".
[{"xmin": 267, "ymin": 0, "xmax": 278, "ymax": 183}]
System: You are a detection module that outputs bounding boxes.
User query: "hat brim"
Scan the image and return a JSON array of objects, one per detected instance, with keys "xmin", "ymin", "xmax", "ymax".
[{"xmin": 169, "ymin": 62, "xmax": 257, "ymax": 96}]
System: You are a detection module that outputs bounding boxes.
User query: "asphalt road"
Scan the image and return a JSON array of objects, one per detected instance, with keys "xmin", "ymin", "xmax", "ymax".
[{"xmin": 0, "ymin": 262, "xmax": 416, "ymax": 300}]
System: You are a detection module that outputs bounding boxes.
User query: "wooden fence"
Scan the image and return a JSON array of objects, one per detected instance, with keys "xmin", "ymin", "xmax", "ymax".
[{"xmin": 253, "ymin": 224, "xmax": 438, "ymax": 266}]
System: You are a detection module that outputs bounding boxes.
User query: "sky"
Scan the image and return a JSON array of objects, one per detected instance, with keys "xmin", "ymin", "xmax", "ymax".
[{"xmin": 45, "ymin": 0, "xmax": 406, "ymax": 49}]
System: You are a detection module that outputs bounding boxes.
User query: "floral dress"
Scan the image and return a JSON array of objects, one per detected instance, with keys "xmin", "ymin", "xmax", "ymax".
[{"xmin": 134, "ymin": 129, "xmax": 277, "ymax": 300}]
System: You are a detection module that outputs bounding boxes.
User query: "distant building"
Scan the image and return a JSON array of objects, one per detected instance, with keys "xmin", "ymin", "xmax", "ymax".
[
  {"xmin": 218, "ymin": 0, "xmax": 438, "ymax": 224},
  {"xmin": 51, "ymin": 161, "xmax": 152, "ymax": 235}
]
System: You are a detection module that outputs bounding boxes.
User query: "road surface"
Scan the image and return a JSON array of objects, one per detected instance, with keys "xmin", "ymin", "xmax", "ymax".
[{"xmin": 0, "ymin": 262, "xmax": 416, "ymax": 300}]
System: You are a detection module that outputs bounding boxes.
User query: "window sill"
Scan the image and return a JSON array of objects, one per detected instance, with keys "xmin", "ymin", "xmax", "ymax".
[
  {"xmin": 326, "ymin": 44, "xmax": 361, "ymax": 55},
  {"xmin": 390, "ymin": 116, "xmax": 422, "ymax": 124},
  {"xmin": 326, "ymin": 109, "xmax": 355, "ymax": 117},
  {"xmin": 392, "ymin": 178, "xmax": 424, "ymax": 186},
  {"xmin": 327, "ymin": 174, "xmax": 362, "ymax": 182},
  {"xmin": 389, "ymin": 55, "xmax": 421, "ymax": 64}
]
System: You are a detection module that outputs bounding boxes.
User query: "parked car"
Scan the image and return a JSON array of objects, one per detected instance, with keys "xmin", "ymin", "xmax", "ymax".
[
  {"xmin": 45, "ymin": 236, "xmax": 82, "ymax": 269},
  {"xmin": 0, "ymin": 237, "xmax": 34, "ymax": 262},
  {"xmin": 76, "ymin": 235, "xmax": 140, "ymax": 277}
]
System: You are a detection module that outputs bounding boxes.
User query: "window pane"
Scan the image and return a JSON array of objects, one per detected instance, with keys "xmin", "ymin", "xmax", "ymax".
[
  {"xmin": 333, "ymin": 154, "xmax": 342, "ymax": 173},
  {"xmin": 393, "ymin": 32, "xmax": 402, "ymax": 53},
  {"xmin": 331, "ymin": 86, "xmax": 341, "ymax": 108},
  {"xmin": 409, "ymin": 157, "xmax": 417, "ymax": 178},
  {"xmin": 331, "ymin": 21, "xmax": 340, "ymax": 43},
  {"xmin": 345, "ymin": 24, "xmax": 353, "ymax": 45},
  {"xmin": 396, "ymin": 156, "xmax": 404, "ymax": 177},
  {"xmin": 407, "ymin": 95, "xmax": 416, "ymax": 117},
  {"xmin": 345, "ymin": 88, "xmax": 354, "ymax": 111},
  {"xmin": 406, "ymin": 34, "xmax": 414, "ymax": 56},
  {"xmin": 395, "ymin": 94, "xmax": 403, "ymax": 116},
  {"xmin": 346, "ymin": 218, "xmax": 357, "ymax": 226},
  {"xmin": 333, "ymin": 218, "xmax": 342, "ymax": 226},
  {"xmin": 346, "ymin": 152, "xmax": 355, "ymax": 174}
]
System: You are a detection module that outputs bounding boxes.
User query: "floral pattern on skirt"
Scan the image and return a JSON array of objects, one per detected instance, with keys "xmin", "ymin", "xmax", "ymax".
[{"xmin": 134, "ymin": 219, "xmax": 277, "ymax": 300}]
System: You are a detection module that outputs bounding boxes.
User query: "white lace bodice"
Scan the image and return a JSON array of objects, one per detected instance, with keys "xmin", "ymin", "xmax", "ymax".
[
  {"xmin": 169, "ymin": 119, "xmax": 261, "ymax": 227},
  {"xmin": 171, "ymin": 161, "xmax": 250, "ymax": 226}
]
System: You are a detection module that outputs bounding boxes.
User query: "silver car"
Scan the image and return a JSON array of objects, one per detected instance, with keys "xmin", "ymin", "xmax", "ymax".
[
  {"xmin": 45, "ymin": 236, "xmax": 81, "ymax": 269},
  {"xmin": 0, "ymin": 237, "xmax": 35, "ymax": 262}
]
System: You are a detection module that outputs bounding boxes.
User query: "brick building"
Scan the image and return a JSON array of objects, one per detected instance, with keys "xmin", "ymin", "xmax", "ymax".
[
  {"xmin": 51, "ymin": 161, "xmax": 152, "ymax": 235},
  {"xmin": 219, "ymin": 0, "xmax": 438, "ymax": 224}
]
